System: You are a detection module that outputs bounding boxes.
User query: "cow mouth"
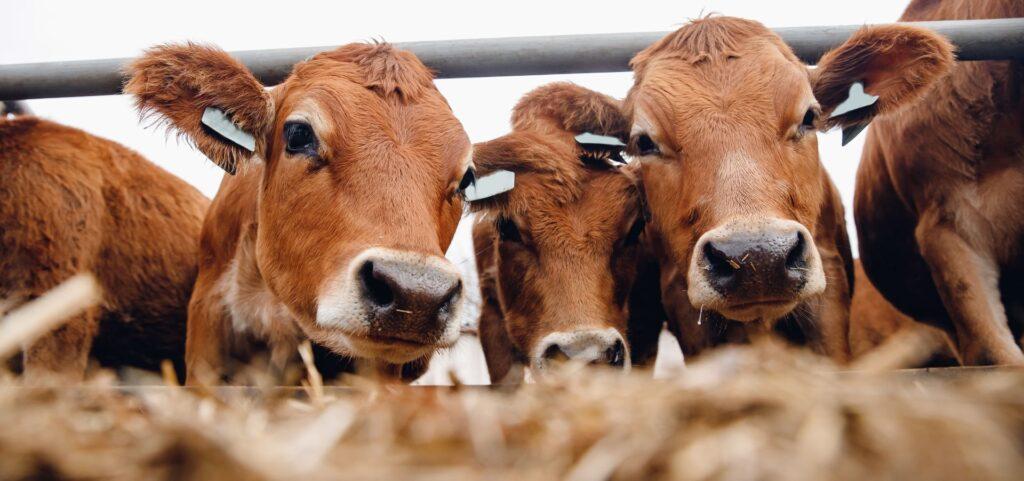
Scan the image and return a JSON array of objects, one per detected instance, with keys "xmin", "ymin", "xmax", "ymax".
[
  {"xmin": 339, "ymin": 333, "xmax": 448, "ymax": 364},
  {"xmin": 344, "ymin": 331, "xmax": 457, "ymax": 352},
  {"xmin": 361, "ymin": 334, "xmax": 434, "ymax": 348},
  {"xmin": 719, "ymin": 299, "xmax": 798, "ymax": 322}
]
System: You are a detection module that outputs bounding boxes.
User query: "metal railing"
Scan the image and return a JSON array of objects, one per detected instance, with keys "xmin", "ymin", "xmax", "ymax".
[{"xmin": 1, "ymin": 18, "xmax": 1022, "ymax": 101}]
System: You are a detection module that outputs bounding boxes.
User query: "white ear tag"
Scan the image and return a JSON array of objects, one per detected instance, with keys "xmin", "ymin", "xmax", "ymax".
[
  {"xmin": 201, "ymin": 107, "xmax": 256, "ymax": 152},
  {"xmin": 576, "ymin": 132, "xmax": 627, "ymax": 165},
  {"xmin": 574, "ymin": 132, "xmax": 626, "ymax": 147},
  {"xmin": 829, "ymin": 82, "xmax": 878, "ymax": 119},
  {"xmin": 463, "ymin": 169, "xmax": 515, "ymax": 202}
]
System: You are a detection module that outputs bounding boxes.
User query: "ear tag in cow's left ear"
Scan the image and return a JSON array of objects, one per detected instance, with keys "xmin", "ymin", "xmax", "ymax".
[
  {"xmin": 829, "ymin": 82, "xmax": 878, "ymax": 119},
  {"xmin": 201, "ymin": 107, "xmax": 256, "ymax": 153},
  {"xmin": 575, "ymin": 132, "xmax": 626, "ymax": 147},
  {"xmin": 829, "ymin": 82, "xmax": 878, "ymax": 146},
  {"xmin": 576, "ymin": 132, "xmax": 627, "ymax": 165},
  {"xmin": 463, "ymin": 169, "xmax": 515, "ymax": 202}
]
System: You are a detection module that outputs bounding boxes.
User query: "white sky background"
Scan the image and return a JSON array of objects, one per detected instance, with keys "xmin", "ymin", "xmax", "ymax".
[{"xmin": 2, "ymin": 0, "xmax": 911, "ymax": 260}]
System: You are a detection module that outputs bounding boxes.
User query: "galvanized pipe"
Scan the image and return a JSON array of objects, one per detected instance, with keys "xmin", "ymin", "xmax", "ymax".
[
  {"xmin": 1, "ymin": 18, "xmax": 1022, "ymax": 101},
  {"xmin": 0, "ymin": 100, "xmax": 33, "ymax": 116}
]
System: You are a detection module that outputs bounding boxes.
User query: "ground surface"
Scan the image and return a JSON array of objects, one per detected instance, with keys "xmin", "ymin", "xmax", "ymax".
[{"xmin": 2, "ymin": 342, "xmax": 1022, "ymax": 481}]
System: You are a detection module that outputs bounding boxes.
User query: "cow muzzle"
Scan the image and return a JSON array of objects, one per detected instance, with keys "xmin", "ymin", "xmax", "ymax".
[
  {"xmin": 686, "ymin": 218, "xmax": 825, "ymax": 322},
  {"xmin": 316, "ymin": 247, "xmax": 466, "ymax": 363},
  {"xmin": 532, "ymin": 328, "xmax": 630, "ymax": 372}
]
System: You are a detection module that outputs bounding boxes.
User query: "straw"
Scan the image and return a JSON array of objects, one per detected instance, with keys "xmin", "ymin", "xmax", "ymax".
[{"xmin": 0, "ymin": 273, "xmax": 102, "ymax": 361}]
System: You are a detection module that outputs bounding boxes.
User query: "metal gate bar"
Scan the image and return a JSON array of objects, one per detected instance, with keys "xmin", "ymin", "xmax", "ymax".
[{"xmin": 1, "ymin": 18, "xmax": 1022, "ymax": 101}]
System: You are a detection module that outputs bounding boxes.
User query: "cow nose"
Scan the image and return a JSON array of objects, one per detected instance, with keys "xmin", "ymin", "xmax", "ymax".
[
  {"xmin": 701, "ymin": 229, "xmax": 809, "ymax": 298},
  {"xmin": 538, "ymin": 331, "xmax": 628, "ymax": 368},
  {"xmin": 357, "ymin": 255, "xmax": 461, "ymax": 342}
]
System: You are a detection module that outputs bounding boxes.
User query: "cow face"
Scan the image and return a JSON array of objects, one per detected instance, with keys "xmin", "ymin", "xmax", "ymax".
[
  {"xmin": 127, "ymin": 43, "xmax": 472, "ymax": 364},
  {"xmin": 473, "ymin": 83, "xmax": 645, "ymax": 372},
  {"xmin": 625, "ymin": 18, "xmax": 953, "ymax": 324}
]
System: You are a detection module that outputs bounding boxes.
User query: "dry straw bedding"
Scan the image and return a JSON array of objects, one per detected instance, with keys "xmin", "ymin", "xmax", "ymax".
[
  {"xmin": 1, "ymin": 276, "xmax": 1023, "ymax": 480},
  {"xmin": 1, "ymin": 342, "xmax": 1023, "ymax": 481}
]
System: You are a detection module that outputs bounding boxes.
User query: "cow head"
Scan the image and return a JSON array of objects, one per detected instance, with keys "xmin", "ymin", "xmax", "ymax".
[
  {"xmin": 472, "ymin": 83, "xmax": 646, "ymax": 372},
  {"xmin": 127, "ymin": 43, "xmax": 472, "ymax": 364},
  {"xmin": 625, "ymin": 18, "xmax": 953, "ymax": 324}
]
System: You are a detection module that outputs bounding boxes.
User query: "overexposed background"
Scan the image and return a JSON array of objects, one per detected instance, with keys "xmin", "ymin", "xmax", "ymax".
[
  {"xmin": 2, "ymin": 0, "xmax": 910, "ymax": 382},
  {"xmin": 1, "ymin": 0, "xmax": 909, "ymax": 252}
]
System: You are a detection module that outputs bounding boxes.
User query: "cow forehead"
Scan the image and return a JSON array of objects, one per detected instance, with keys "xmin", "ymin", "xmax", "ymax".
[
  {"xmin": 278, "ymin": 73, "xmax": 459, "ymax": 126},
  {"xmin": 630, "ymin": 50, "xmax": 811, "ymax": 140},
  {"xmin": 630, "ymin": 17, "xmax": 798, "ymax": 75},
  {"xmin": 524, "ymin": 172, "xmax": 638, "ymax": 238},
  {"xmin": 278, "ymin": 47, "xmax": 462, "ymax": 136},
  {"xmin": 273, "ymin": 76, "xmax": 469, "ymax": 165}
]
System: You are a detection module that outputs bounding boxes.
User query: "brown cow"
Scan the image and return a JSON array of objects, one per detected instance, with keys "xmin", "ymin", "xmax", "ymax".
[
  {"xmin": 849, "ymin": 260, "xmax": 958, "ymax": 366},
  {"xmin": 471, "ymin": 83, "xmax": 652, "ymax": 383},
  {"xmin": 126, "ymin": 42, "xmax": 473, "ymax": 383},
  {"xmin": 0, "ymin": 115, "xmax": 208, "ymax": 379},
  {"xmin": 624, "ymin": 17, "xmax": 954, "ymax": 362},
  {"xmin": 855, "ymin": 0, "xmax": 1024, "ymax": 366}
]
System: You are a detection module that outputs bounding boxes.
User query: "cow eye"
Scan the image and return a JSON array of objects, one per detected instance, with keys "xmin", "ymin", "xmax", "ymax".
[
  {"xmin": 624, "ymin": 215, "xmax": 646, "ymax": 247},
  {"xmin": 497, "ymin": 216, "xmax": 522, "ymax": 243},
  {"xmin": 283, "ymin": 121, "xmax": 318, "ymax": 156},
  {"xmin": 457, "ymin": 167, "xmax": 475, "ymax": 193},
  {"xmin": 633, "ymin": 134, "xmax": 661, "ymax": 157},
  {"xmin": 799, "ymin": 108, "xmax": 818, "ymax": 133}
]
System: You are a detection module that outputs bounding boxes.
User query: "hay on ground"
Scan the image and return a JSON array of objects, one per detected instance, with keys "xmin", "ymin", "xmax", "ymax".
[{"xmin": 0, "ymin": 341, "xmax": 1022, "ymax": 481}]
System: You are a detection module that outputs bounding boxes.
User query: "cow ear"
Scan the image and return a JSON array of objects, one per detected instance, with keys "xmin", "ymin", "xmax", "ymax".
[
  {"xmin": 125, "ymin": 43, "xmax": 275, "ymax": 175},
  {"xmin": 511, "ymin": 82, "xmax": 630, "ymax": 140},
  {"xmin": 811, "ymin": 25, "xmax": 954, "ymax": 139},
  {"xmin": 465, "ymin": 133, "xmax": 583, "ymax": 214}
]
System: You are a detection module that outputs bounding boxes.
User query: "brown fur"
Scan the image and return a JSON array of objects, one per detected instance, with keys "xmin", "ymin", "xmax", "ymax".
[
  {"xmin": 849, "ymin": 260, "xmax": 958, "ymax": 366},
  {"xmin": 125, "ymin": 43, "xmax": 275, "ymax": 175},
  {"xmin": 855, "ymin": 0, "xmax": 1024, "ymax": 365},
  {"xmin": 813, "ymin": 25, "xmax": 955, "ymax": 129},
  {"xmin": 0, "ymin": 116, "xmax": 208, "ymax": 379},
  {"xmin": 625, "ymin": 17, "xmax": 953, "ymax": 363},
  {"xmin": 127, "ymin": 43, "xmax": 470, "ymax": 383},
  {"xmin": 471, "ymin": 83, "xmax": 649, "ymax": 382},
  {"xmin": 511, "ymin": 82, "xmax": 631, "ymax": 138}
]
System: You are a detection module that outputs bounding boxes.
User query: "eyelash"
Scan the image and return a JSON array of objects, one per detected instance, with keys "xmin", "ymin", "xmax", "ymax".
[
  {"xmin": 798, "ymin": 108, "xmax": 818, "ymax": 135},
  {"xmin": 455, "ymin": 167, "xmax": 475, "ymax": 199},
  {"xmin": 458, "ymin": 168, "xmax": 475, "ymax": 191}
]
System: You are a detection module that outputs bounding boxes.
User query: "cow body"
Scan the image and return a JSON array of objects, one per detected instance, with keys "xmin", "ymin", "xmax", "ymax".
[
  {"xmin": 855, "ymin": 0, "xmax": 1024, "ymax": 365},
  {"xmin": 849, "ymin": 260, "xmax": 958, "ymax": 366},
  {"xmin": 0, "ymin": 116, "xmax": 208, "ymax": 378},
  {"xmin": 624, "ymin": 17, "xmax": 953, "ymax": 362},
  {"xmin": 470, "ymin": 83, "xmax": 652, "ymax": 383},
  {"xmin": 127, "ymin": 43, "xmax": 473, "ymax": 383}
]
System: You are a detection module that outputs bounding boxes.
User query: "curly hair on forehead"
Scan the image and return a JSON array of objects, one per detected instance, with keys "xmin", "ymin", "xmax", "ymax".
[
  {"xmin": 629, "ymin": 16, "xmax": 797, "ymax": 78},
  {"xmin": 305, "ymin": 42, "xmax": 438, "ymax": 103}
]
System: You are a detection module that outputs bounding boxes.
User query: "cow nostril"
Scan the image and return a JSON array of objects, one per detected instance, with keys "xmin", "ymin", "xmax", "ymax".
[
  {"xmin": 703, "ymin": 241, "xmax": 738, "ymax": 278},
  {"xmin": 785, "ymin": 231, "xmax": 807, "ymax": 270},
  {"xmin": 359, "ymin": 261, "xmax": 394, "ymax": 307},
  {"xmin": 543, "ymin": 343, "xmax": 567, "ymax": 362},
  {"xmin": 436, "ymin": 279, "xmax": 462, "ymax": 322},
  {"xmin": 606, "ymin": 339, "xmax": 626, "ymax": 367}
]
